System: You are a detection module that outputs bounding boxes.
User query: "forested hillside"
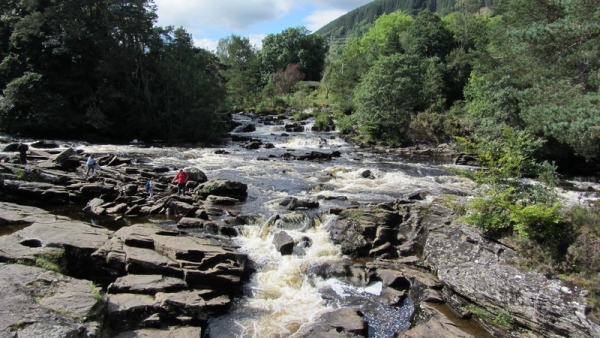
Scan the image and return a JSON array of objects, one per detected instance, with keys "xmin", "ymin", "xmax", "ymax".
[{"xmin": 316, "ymin": 0, "xmax": 494, "ymax": 57}]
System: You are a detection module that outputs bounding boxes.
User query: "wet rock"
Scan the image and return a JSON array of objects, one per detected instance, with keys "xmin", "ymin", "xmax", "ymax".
[
  {"xmin": 196, "ymin": 178, "xmax": 248, "ymax": 200},
  {"xmin": 168, "ymin": 200, "xmax": 196, "ymax": 217},
  {"xmin": 106, "ymin": 203, "xmax": 129, "ymax": 214},
  {"xmin": 400, "ymin": 303, "xmax": 476, "ymax": 338},
  {"xmin": 184, "ymin": 167, "xmax": 208, "ymax": 183},
  {"xmin": 296, "ymin": 151, "xmax": 334, "ymax": 161},
  {"xmin": 284, "ymin": 122, "xmax": 304, "ymax": 132},
  {"xmin": 422, "ymin": 289, "xmax": 444, "ymax": 303},
  {"xmin": 453, "ymin": 153, "xmax": 478, "ymax": 166},
  {"xmin": 273, "ymin": 231, "xmax": 294, "ymax": 255},
  {"xmin": 177, "ymin": 217, "xmax": 204, "ymax": 229},
  {"xmin": 121, "ymin": 184, "xmax": 138, "ymax": 196},
  {"xmin": 2, "ymin": 180, "xmax": 71, "ymax": 205},
  {"xmin": 53, "ymin": 147, "xmax": 76, "ymax": 166},
  {"xmin": 244, "ymin": 140, "xmax": 262, "ymax": 149},
  {"xmin": 205, "ymin": 195, "xmax": 239, "ymax": 206},
  {"xmin": 86, "ymin": 198, "xmax": 106, "ymax": 215},
  {"xmin": 296, "ymin": 308, "xmax": 368, "ymax": 337},
  {"xmin": 277, "ymin": 197, "xmax": 319, "ymax": 210},
  {"xmin": 0, "ymin": 212, "xmax": 111, "ymax": 280},
  {"xmin": 30, "ymin": 140, "xmax": 60, "ymax": 149}
]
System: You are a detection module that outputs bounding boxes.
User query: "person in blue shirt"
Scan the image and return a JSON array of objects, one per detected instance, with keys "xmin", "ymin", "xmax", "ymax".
[{"xmin": 85, "ymin": 155, "xmax": 96, "ymax": 177}]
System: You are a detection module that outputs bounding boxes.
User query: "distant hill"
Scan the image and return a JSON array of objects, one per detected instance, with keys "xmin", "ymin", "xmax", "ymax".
[{"xmin": 315, "ymin": 0, "xmax": 493, "ymax": 59}]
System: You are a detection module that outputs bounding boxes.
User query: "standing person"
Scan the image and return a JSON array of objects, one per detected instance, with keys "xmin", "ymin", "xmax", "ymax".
[
  {"xmin": 85, "ymin": 154, "xmax": 96, "ymax": 178},
  {"xmin": 145, "ymin": 179, "xmax": 154, "ymax": 199},
  {"xmin": 17, "ymin": 142, "xmax": 29, "ymax": 164},
  {"xmin": 172, "ymin": 169, "xmax": 188, "ymax": 196}
]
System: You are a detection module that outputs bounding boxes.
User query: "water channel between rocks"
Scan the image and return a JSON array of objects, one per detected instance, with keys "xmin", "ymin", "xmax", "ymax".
[{"xmin": 63, "ymin": 113, "xmax": 472, "ymax": 337}]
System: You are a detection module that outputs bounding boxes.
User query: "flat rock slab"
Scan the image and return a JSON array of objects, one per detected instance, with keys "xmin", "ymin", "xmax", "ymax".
[
  {"xmin": 0, "ymin": 219, "xmax": 111, "ymax": 262},
  {"xmin": 109, "ymin": 274, "xmax": 189, "ymax": 294},
  {"xmin": 0, "ymin": 201, "xmax": 67, "ymax": 225},
  {"xmin": 0, "ymin": 263, "xmax": 103, "ymax": 338}
]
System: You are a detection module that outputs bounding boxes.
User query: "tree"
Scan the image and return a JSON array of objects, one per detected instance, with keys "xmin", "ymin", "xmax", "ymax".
[
  {"xmin": 323, "ymin": 38, "xmax": 370, "ymax": 113},
  {"xmin": 272, "ymin": 63, "xmax": 304, "ymax": 95},
  {"xmin": 406, "ymin": 10, "xmax": 455, "ymax": 61},
  {"xmin": 359, "ymin": 11, "xmax": 414, "ymax": 64},
  {"xmin": 216, "ymin": 35, "xmax": 260, "ymax": 107},
  {"xmin": 259, "ymin": 27, "xmax": 328, "ymax": 82},
  {"xmin": 465, "ymin": 0, "xmax": 600, "ymax": 161},
  {"xmin": 353, "ymin": 54, "xmax": 424, "ymax": 145},
  {"xmin": 154, "ymin": 28, "xmax": 227, "ymax": 142}
]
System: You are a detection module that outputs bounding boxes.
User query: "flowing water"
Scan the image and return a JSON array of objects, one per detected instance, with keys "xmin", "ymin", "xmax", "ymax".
[
  {"xmin": 2, "ymin": 112, "xmax": 597, "ymax": 337},
  {"xmin": 74, "ymin": 113, "xmax": 472, "ymax": 337}
]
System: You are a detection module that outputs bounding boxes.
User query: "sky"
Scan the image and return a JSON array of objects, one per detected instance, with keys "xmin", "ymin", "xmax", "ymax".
[{"xmin": 154, "ymin": 0, "xmax": 374, "ymax": 51}]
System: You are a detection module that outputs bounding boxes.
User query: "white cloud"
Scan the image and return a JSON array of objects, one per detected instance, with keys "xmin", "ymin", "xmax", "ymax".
[
  {"xmin": 248, "ymin": 34, "xmax": 267, "ymax": 50},
  {"xmin": 155, "ymin": 0, "xmax": 294, "ymax": 30},
  {"xmin": 194, "ymin": 38, "xmax": 218, "ymax": 52},
  {"xmin": 305, "ymin": 0, "xmax": 373, "ymax": 11},
  {"xmin": 304, "ymin": 9, "xmax": 346, "ymax": 32}
]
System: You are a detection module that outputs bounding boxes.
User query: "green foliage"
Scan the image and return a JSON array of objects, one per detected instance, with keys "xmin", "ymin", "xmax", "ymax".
[
  {"xmin": 353, "ymin": 54, "xmax": 424, "ymax": 145},
  {"xmin": 455, "ymin": 126, "xmax": 564, "ymax": 243},
  {"xmin": 13, "ymin": 167, "xmax": 41, "ymax": 181},
  {"xmin": 359, "ymin": 12, "xmax": 414, "ymax": 64},
  {"xmin": 316, "ymin": 0, "xmax": 482, "ymax": 59},
  {"xmin": 467, "ymin": 304, "xmax": 515, "ymax": 329},
  {"xmin": 259, "ymin": 27, "xmax": 327, "ymax": 82},
  {"xmin": 408, "ymin": 110, "xmax": 465, "ymax": 143},
  {"xmin": 465, "ymin": 0, "xmax": 600, "ymax": 161},
  {"xmin": 216, "ymin": 35, "xmax": 261, "ymax": 109},
  {"xmin": 313, "ymin": 111, "xmax": 333, "ymax": 131},
  {"xmin": 293, "ymin": 112, "xmax": 311, "ymax": 121},
  {"xmin": 406, "ymin": 10, "xmax": 455, "ymax": 61},
  {"xmin": 0, "ymin": 0, "xmax": 227, "ymax": 143},
  {"xmin": 16, "ymin": 248, "xmax": 67, "ymax": 273},
  {"xmin": 565, "ymin": 202, "xmax": 600, "ymax": 275},
  {"xmin": 334, "ymin": 113, "xmax": 357, "ymax": 135}
]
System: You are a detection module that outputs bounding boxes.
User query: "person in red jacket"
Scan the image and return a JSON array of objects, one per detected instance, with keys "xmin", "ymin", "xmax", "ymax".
[{"xmin": 172, "ymin": 169, "xmax": 189, "ymax": 196}]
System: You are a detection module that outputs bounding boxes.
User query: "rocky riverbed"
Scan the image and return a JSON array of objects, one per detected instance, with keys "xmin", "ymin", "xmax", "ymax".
[{"xmin": 1, "ymin": 125, "xmax": 599, "ymax": 337}]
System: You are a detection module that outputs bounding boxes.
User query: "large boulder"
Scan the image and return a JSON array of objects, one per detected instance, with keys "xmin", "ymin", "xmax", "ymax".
[
  {"xmin": 184, "ymin": 167, "xmax": 208, "ymax": 183},
  {"xmin": 195, "ymin": 179, "xmax": 248, "ymax": 200},
  {"xmin": 421, "ymin": 203, "xmax": 600, "ymax": 338},
  {"xmin": 328, "ymin": 202, "xmax": 421, "ymax": 258}
]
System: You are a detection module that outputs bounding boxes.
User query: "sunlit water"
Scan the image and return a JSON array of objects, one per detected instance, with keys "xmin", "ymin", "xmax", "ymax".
[{"xmin": 1, "ymin": 113, "xmax": 597, "ymax": 337}]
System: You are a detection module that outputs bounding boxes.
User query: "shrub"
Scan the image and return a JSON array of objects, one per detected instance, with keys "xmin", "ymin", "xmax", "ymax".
[{"xmin": 313, "ymin": 111, "xmax": 333, "ymax": 131}]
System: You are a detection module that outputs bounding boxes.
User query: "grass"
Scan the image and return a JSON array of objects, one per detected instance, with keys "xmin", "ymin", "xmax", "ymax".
[
  {"xmin": 467, "ymin": 304, "xmax": 514, "ymax": 329},
  {"xmin": 15, "ymin": 248, "xmax": 67, "ymax": 273}
]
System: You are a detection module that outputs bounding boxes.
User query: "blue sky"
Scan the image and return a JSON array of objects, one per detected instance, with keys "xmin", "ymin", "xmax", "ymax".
[{"xmin": 154, "ymin": 0, "xmax": 373, "ymax": 51}]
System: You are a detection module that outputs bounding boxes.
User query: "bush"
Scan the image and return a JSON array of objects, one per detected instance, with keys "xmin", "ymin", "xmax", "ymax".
[
  {"xmin": 313, "ymin": 111, "xmax": 333, "ymax": 131},
  {"xmin": 566, "ymin": 203, "xmax": 600, "ymax": 274},
  {"xmin": 334, "ymin": 114, "xmax": 357, "ymax": 135}
]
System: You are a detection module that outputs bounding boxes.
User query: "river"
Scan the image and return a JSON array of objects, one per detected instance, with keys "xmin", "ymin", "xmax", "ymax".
[
  {"xmin": 73, "ymin": 112, "xmax": 472, "ymax": 337},
  {"xmin": 4, "ymin": 112, "xmax": 597, "ymax": 337}
]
